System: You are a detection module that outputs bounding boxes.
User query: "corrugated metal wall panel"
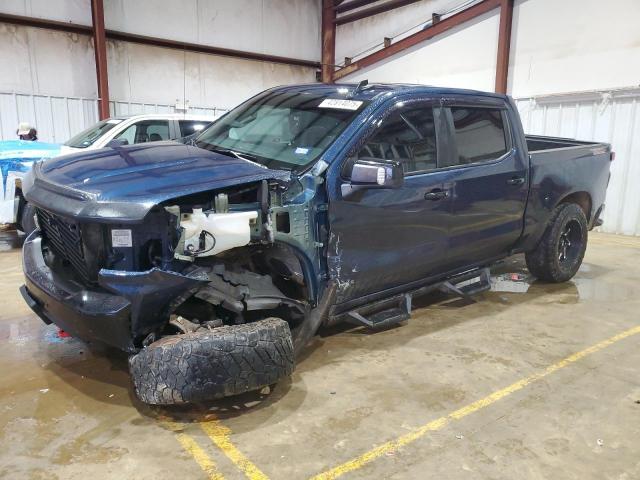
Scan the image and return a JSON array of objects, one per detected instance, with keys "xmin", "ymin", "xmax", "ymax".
[
  {"xmin": 515, "ymin": 88, "xmax": 640, "ymax": 236},
  {"xmin": 0, "ymin": 92, "xmax": 228, "ymax": 143},
  {"xmin": 108, "ymin": 101, "xmax": 227, "ymax": 119}
]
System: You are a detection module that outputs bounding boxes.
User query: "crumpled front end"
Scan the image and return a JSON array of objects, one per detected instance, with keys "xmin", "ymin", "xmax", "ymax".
[{"xmin": 21, "ymin": 232, "xmax": 208, "ymax": 353}]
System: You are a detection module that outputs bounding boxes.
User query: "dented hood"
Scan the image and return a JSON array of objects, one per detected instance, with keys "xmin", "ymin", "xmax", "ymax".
[{"xmin": 23, "ymin": 141, "xmax": 289, "ymax": 223}]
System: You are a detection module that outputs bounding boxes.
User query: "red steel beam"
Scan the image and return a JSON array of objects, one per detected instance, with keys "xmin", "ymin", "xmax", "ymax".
[
  {"xmin": 335, "ymin": 0, "xmax": 422, "ymax": 25},
  {"xmin": 334, "ymin": 0, "xmax": 381, "ymax": 14},
  {"xmin": 91, "ymin": 0, "xmax": 110, "ymax": 120},
  {"xmin": 495, "ymin": 0, "xmax": 514, "ymax": 93},
  {"xmin": 333, "ymin": 0, "xmax": 501, "ymax": 80},
  {"xmin": 322, "ymin": 0, "xmax": 337, "ymax": 82},
  {"xmin": 0, "ymin": 12, "xmax": 319, "ymax": 69}
]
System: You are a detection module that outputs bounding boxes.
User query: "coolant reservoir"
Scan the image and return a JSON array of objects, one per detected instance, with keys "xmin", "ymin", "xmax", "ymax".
[{"xmin": 181, "ymin": 208, "xmax": 258, "ymax": 257}]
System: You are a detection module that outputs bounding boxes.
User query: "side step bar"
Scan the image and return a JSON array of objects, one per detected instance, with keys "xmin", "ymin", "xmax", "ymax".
[{"xmin": 337, "ymin": 267, "xmax": 492, "ymax": 330}]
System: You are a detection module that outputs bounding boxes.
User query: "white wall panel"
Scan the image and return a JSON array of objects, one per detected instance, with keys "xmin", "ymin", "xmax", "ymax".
[
  {"xmin": 515, "ymin": 89, "xmax": 640, "ymax": 236},
  {"xmin": 104, "ymin": 0, "xmax": 320, "ymax": 62},
  {"xmin": 342, "ymin": 10, "xmax": 500, "ymax": 92},
  {"xmin": 0, "ymin": 24, "xmax": 97, "ymax": 98},
  {"xmin": 0, "ymin": 0, "xmax": 91, "ymax": 24},
  {"xmin": 509, "ymin": 0, "xmax": 640, "ymax": 98},
  {"xmin": 0, "ymin": 92, "xmax": 98, "ymax": 143},
  {"xmin": 106, "ymin": 40, "xmax": 315, "ymax": 109}
]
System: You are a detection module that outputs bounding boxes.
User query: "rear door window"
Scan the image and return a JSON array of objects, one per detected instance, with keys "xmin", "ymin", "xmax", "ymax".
[
  {"xmin": 179, "ymin": 120, "xmax": 210, "ymax": 137},
  {"xmin": 445, "ymin": 107, "xmax": 509, "ymax": 167},
  {"xmin": 116, "ymin": 120, "xmax": 170, "ymax": 145}
]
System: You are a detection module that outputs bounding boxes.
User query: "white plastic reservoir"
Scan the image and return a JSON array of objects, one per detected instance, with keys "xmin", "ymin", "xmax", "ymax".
[{"xmin": 181, "ymin": 208, "xmax": 258, "ymax": 256}]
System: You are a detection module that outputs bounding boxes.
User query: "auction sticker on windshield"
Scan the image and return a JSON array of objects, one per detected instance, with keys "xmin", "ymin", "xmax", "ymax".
[{"xmin": 318, "ymin": 99, "xmax": 363, "ymax": 110}]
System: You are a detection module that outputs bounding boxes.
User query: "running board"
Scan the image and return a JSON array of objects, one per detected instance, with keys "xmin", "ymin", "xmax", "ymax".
[
  {"xmin": 345, "ymin": 294, "xmax": 411, "ymax": 330},
  {"xmin": 335, "ymin": 267, "xmax": 491, "ymax": 330},
  {"xmin": 438, "ymin": 267, "xmax": 491, "ymax": 303}
]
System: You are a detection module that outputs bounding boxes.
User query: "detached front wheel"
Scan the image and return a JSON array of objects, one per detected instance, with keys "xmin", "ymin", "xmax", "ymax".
[
  {"xmin": 525, "ymin": 203, "xmax": 588, "ymax": 283},
  {"xmin": 129, "ymin": 318, "xmax": 294, "ymax": 405}
]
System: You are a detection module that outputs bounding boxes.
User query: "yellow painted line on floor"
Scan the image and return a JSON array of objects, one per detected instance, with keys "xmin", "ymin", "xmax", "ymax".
[
  {"xmin": 310, "ymin": 324, "xmax": 640, "ymax": 480},
  {"xmin": 201, "ymin": 418, "xmax": 270, "ymax": 480},
  {"xmin": 161, "ymin": 420, "xmax": 225, "ymax": 480}
]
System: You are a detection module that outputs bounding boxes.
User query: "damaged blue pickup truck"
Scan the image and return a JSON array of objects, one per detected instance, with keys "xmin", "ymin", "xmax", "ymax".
[{"xmin": 20, "ymin": 83, "xmax": 612, "ymax": 405}]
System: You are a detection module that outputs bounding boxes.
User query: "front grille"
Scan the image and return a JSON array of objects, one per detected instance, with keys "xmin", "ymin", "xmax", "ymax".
[{"xmin": 36, "ymin": 208, "xmax": 92, "ymax": 283}]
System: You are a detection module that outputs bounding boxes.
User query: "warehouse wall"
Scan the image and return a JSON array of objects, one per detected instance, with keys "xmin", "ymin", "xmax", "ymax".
[
  {"xmin": 338, "ymin": 0, "xmax": 640, "ymax": 96},
  {"xmin": 0, "ymin": 0, "xmax": 319, "ymax": 113},
  {"xmin": 337, "ymin": 0, "xmax": 500, "ymax": 90},
  {"xmin": 337, "ymin": 0, "xmax": 640, "ymax": 235},
  {"xmin": 343, "ymin": 10, "xmax": 500, "ymax": 91},
  {"xmin": 509, "ymin": 0, "xmax": 640, "ymax": 98}
]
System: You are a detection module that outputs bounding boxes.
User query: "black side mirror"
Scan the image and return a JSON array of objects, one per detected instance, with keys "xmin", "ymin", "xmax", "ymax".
[
  {"xmin": 341, "ymin": 158, "xmax": 404, "ymax": 197},
  {"xmin": 106, "ymin": 138, "xmax": 128, "ymax": 148}
]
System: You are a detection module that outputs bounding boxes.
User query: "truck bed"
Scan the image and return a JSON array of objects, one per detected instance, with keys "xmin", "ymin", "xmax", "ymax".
[
  {"xmin": 519, "ymin": 134, "xmax": 611, "ymax": 251},
  {"xmin": 525, "ymin": 134, "xmax": 605, "ymax": 152}
]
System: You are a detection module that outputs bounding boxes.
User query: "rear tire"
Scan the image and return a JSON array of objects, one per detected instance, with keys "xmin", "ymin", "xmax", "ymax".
[
  {"xmin": 19, "ymin": 202, "xmax": 37, "ymax": 236},
  {"xmin": 129, "ymin": 318, "xmax": 294, "ymax": 405},
  {"xmin": 525, "ymin": 203, "xmax": 588, "ymax": 283}
]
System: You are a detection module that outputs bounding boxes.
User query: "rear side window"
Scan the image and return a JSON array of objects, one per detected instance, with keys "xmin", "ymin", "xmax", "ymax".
[
  {"xmin": 116, "ymin": 120, "xmax": 170, "ymax": 145},
  {"xmin": 179, "ymin": 120, "xmax": 210, "ymax": 137},
  {"xmin": 448, "ymin": 107, "xmax": 508, "ymax": 166}
]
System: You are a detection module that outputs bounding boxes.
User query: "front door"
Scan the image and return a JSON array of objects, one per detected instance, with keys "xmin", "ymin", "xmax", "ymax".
[{"xmin": 327, "ymin": 100, "xmax": 453, "ymax": 305}]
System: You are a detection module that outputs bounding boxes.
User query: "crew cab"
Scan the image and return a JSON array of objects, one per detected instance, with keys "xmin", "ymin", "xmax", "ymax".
[{"xmin": 19, "ymin": 83, "xmax": 612, "ymax": 405}]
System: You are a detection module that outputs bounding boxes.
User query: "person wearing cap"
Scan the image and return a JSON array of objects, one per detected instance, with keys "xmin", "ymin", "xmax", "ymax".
[{"xmin": 17, "ymin": 122, "xmax": 38, "ymax": 141}]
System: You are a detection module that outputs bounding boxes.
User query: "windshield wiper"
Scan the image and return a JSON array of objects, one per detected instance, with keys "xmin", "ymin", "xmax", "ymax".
[{"xmin": 204, "ymin": 145, "xmax": 270, "ymax": 169}]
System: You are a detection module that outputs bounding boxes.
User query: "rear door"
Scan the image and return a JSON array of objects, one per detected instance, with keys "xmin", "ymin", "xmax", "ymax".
[
  {"xmin": 441, "ymin": 99, "xmax": 528, "ymax": 269},
  {"xmin": 327, "ymin": 99, "xmax": 454, "ymax": 305}
]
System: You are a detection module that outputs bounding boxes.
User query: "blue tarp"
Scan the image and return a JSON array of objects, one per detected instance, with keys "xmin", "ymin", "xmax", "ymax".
[{"xmin": 0, "ymin": 140, "xmax": 62, "ymax": 191}]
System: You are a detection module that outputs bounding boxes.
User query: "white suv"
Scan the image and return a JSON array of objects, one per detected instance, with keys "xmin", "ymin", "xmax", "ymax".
[
  {"xmin": 60, "ymin": 113, "xmax": 214, "ymax": 153},
  {"xmin": 3, "ymin": 113, "xmax": 215, "ymax": 232}
]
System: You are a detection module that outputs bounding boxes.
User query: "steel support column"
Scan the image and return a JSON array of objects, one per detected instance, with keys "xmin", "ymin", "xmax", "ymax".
[
  {"xmin": 495, "ymin": 0, "xmax": 514, "ymax": 94},
  {"xmin": 91, "ymin": 0, "xmax": 110, "ymax": 119},
  {"xmin": 322, "ymin": 0, "xmax": 337, "ymax": 83}
]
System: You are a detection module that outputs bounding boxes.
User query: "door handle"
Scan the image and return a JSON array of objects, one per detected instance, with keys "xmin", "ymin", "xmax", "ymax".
[
  {"xmin": 507, "ymin": 176, "xmax": 525, "ymax": 186},
  {"xmin": 424, "ymin": 189, "xmax": 448, "ymax": 201}
]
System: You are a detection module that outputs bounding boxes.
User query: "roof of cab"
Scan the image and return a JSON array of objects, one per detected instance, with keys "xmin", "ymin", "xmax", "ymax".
[{"xmin": 270, "ymin": 82, "xmax": 509, "ymax": 102}]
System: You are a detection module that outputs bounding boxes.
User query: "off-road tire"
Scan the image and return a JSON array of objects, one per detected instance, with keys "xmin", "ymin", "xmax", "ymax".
[
  {"xmin": 525, "ymin": 203, "xmax": 588, "ymax": 283},
  {"xmin": 129, "ymin": 318, "xmax": 294, "ymax": 405},
  {"xmin": 19, "ymin": 201, "xmax": 37, "ymax": 236}
]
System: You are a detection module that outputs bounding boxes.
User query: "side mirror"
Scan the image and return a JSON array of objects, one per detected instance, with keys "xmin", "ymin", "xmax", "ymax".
[
  {"xmin": 342, "ymin": 158, "xmax": 404, "ymax": 197},
  {"xmin": 106, "ymin": 138, "xmax": 128, "ymax": 148}
]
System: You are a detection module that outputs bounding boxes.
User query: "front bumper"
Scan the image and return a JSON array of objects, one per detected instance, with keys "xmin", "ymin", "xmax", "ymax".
[{"xmin": 21, "ymin": 232, "xmax": 207, "ymax": 352}]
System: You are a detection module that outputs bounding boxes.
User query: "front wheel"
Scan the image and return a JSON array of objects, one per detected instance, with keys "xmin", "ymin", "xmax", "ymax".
[
  {"xmin": 19, "ymin": 202, "xmax": 37, "ymax": 236},
  {"xmin": 129, "ymin": 318, "xmax": 294, "ymax": 405},
  {"xmin": 525, "ymin": 203, "xmax": 588, "ymax": 283}
]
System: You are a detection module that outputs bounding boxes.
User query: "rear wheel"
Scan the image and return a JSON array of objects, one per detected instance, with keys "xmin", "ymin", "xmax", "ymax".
[{"xmin": 525, "ymin": 203, "xmax": 588, "ymax": 283}]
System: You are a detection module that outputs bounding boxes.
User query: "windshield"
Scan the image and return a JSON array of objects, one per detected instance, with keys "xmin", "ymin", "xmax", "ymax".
[
  {"xmin": 195, "ymin": 90, "xmax": 367, "ymax": 171},
  {"xmin": 65, "ymin": 119, "xmax": 123, "ymax": 148}
]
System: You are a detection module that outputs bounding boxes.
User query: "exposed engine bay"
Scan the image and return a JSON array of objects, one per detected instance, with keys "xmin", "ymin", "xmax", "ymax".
[{"xmin": 33, "ymin": 177, "xmax": 317, "ymax": 352}]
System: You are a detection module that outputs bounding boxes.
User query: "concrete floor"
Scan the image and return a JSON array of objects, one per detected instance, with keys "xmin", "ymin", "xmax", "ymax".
[{"xmin": 1, "ymin": 229, "xmax": 639, "ymax": 480}]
